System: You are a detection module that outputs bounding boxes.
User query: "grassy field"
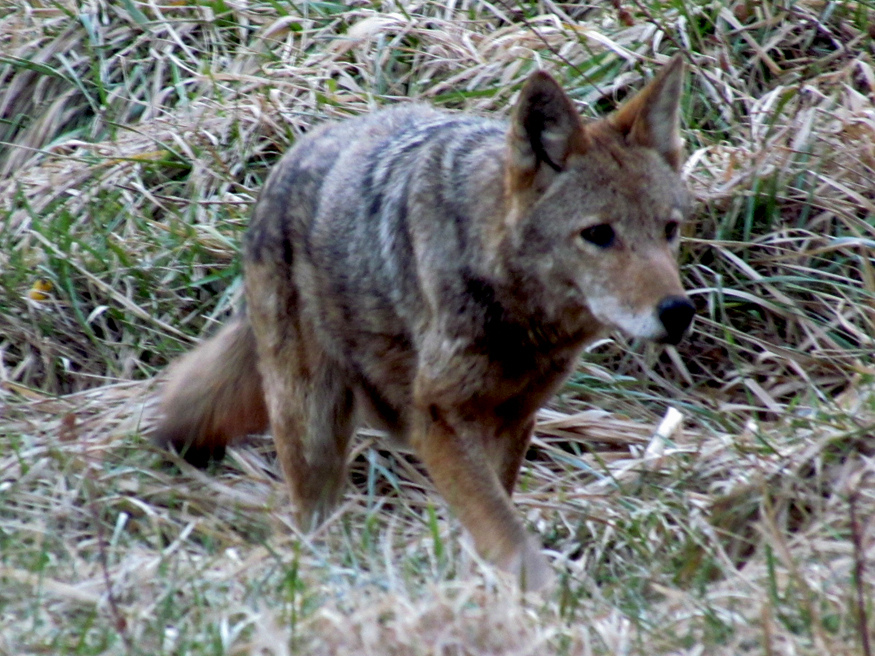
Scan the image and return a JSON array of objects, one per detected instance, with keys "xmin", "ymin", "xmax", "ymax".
[{"xmin": 2, "ymin": 0, "xmax": 875, "ymax": 653}]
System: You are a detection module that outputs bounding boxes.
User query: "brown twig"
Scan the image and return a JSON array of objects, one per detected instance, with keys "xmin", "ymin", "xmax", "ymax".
[
  {"xmin": 83, "ymin": 454, "xmax": 135, "ymax": 654},
  {"xmin": 850, "ymin": 484, "xmax": 872, "ymax": 656}
]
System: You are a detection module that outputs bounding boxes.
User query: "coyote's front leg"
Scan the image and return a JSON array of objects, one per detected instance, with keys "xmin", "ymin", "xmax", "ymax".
[{"xmin": 410, "ymin": 403, "xmax": 552, "ymax": 591}]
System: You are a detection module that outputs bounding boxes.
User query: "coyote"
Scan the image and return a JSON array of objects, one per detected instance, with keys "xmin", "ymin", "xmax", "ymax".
[{"xmin": 154, "ymin": 56, "xmax": 694, "ymax": 590}]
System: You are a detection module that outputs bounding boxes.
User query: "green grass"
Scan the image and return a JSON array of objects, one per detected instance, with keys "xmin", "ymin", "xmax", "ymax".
[{"xmin": 2, "ymin": 0, "xmax": 875, "ymax": 653}]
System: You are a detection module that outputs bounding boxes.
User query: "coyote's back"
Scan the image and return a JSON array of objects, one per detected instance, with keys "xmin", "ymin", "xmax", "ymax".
[{"xmin": 154, "ymin": 57, "xmax": 695, "ymax": 590}]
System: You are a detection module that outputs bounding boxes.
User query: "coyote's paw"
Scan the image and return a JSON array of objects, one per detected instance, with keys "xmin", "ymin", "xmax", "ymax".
[{"xmin": 500, "ymin": 536, "xmax": 555, "ymax": 592}]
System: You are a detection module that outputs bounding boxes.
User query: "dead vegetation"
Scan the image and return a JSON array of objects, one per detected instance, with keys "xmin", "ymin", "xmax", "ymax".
[{"xmin": 1, "ymin": 0, "xmax": 874, "ymax": 654}]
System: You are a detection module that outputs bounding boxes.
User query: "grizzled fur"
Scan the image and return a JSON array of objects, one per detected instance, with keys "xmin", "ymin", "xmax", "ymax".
[{"xmin": 154, "ymin": 57, "xmax": 694, "ymax": 590}]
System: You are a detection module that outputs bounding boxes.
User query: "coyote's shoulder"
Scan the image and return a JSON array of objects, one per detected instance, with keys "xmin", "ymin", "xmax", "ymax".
[{"xmin": 154, "ymin": 57, "xmax": 695, "ymax": 591}]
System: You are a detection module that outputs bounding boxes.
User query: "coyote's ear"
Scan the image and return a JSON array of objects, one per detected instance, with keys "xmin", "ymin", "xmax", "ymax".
[
  {"xmin": 507, "ymin": 71, "xmax": 587, "ymax": 191},
  {"xmin": 608, "ymin": 55, "xmax": 685, "ymax": 170}
]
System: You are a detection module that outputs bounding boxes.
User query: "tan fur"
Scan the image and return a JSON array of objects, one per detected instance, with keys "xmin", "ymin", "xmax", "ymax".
[
  {"xmin": 153, "ymin": 56, "xmax": 694, "ymax": 590},
  {"xmin": 154, "ymin": 318, "xmax": 268, "ymax": 467}
]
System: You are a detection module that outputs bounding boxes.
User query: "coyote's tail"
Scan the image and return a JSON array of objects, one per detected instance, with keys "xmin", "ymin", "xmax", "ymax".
[{"xmin": 152, "ymin": 315, "xmax": 269, "ymax": 467}]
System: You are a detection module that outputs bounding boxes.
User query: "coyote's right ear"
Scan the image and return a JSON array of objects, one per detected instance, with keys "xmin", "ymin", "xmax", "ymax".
[{"xmin": 507, "ymin": 71, "xmax": 587, "ymax": 192}]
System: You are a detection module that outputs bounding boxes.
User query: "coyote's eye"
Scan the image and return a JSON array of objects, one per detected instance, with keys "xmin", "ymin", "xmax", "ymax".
[
  {"xmin": 580, "ymin": 224, "xmax": 615, "ymax": 248},
  {"xmin": 665, "ymin": 221, "xmax": 679, "ymax": 241}
]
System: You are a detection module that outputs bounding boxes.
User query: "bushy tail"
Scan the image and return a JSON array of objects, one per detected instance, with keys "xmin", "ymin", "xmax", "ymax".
[{"xmin": 152, "ymin": 315, "xmax": 269, "ymax": 467}]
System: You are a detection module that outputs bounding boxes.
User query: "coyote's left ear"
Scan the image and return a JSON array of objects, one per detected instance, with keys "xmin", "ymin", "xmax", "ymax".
[
  {"xmin": 507, "ymin": 71, "xmax": 588, "ymax": 191},
  {"xmin": 609, "ymin": 55, "xmax": 685, "ymax": 170}
]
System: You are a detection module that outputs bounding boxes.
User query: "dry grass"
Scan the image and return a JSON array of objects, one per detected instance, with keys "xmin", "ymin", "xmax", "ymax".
[{"xmin": 2, "ymin": 0, "xmax": 875, "ymax": 654}]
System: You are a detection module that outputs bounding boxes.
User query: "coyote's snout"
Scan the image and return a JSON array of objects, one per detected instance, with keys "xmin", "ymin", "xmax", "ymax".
[{"xmin": 154, "ymin": 56, "xmax": 694, "ymax": 590}]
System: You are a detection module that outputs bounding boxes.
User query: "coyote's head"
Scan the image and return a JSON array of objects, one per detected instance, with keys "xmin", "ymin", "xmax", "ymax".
[{"xmin": 504, "ymin": 57, "xmax": 694, "ymax": 345}]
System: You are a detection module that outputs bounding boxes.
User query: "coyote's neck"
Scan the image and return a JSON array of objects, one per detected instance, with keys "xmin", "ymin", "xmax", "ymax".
[{"xmin": 465, "ymin": 145, "xmax": 524, "ymax": 279}]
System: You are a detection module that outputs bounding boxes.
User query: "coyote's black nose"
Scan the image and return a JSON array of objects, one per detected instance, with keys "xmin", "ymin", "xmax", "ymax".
[{"xmin": 657, "ymin": 296, "xmax": 695, "ymax": 345}]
